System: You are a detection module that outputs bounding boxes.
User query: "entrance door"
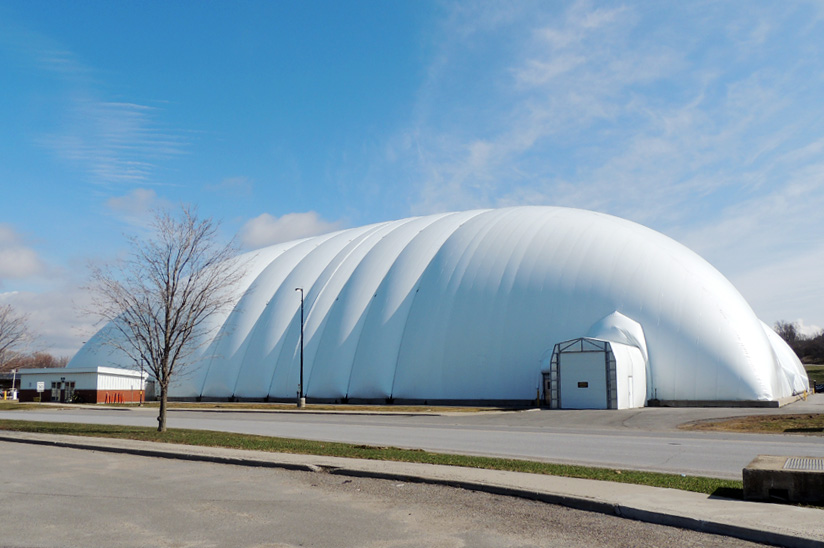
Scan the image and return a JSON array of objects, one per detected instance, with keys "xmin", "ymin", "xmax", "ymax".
[{"xmin": 559, "ymin": 351, "xmax": 608, "ymax": 409}]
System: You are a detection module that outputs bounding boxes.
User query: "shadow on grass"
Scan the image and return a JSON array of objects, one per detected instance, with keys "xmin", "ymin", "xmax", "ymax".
[{"xmin": 709, "ymin": 487, "xmax": 743, "ymax": 500}]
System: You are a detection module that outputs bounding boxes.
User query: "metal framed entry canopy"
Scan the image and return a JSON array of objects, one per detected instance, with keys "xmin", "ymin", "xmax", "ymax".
[
  {"xmin": 68, "ymin": 206, "xmax": 808, "ymax": 406},
  {"xmin": 545, "ymin": 338, "xmax": 647, "ymax": 409}
]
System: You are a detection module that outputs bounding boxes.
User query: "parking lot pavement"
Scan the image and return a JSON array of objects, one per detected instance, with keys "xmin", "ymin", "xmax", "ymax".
[
  {"xmin": 0, "ymin": 439, "xmax": 776, "ymax": 548},
  {"xmin": 2, "ymin": 431, "xmax": 823, "ymax": 547}
]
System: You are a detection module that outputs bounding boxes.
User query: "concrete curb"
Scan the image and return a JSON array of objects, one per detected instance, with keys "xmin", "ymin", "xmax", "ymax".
[
  {"xmin": 315, "ymin": 469, "xmax": 824, "ymax": 548},
  {"xmin": 2, "ymin": 431, "xmax": 822, "ymax": 548}
]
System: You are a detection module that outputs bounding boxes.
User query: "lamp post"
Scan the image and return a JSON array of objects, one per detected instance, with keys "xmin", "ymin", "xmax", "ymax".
[
  {"xmin": 139, "ymin": 362, "xmax": 145, "ymax": 406},
  {"xmin": 295, "ymin": 287, "xmax": 305, "ymax": 408},
  {"xmin": 10, "ymin": 369, "xmax": 16, "ymax": 400}
]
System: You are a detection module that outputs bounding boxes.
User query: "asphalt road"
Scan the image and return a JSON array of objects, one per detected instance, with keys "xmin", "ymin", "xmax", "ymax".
[
  {"xmin": 3, "ymin": 396, "xmax": 823, "ymax": 479},
  {"xmin": 0, "ymin": 441, "xmax": 769, "ymax": 548}
]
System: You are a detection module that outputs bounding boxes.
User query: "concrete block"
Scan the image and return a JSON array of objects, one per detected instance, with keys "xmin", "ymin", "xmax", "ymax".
[{"xmin": 743, "ymin": 455, "xmax": 824, "ymax": 503}]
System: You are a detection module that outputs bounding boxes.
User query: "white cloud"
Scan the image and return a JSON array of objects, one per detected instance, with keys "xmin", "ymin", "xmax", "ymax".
[
  {"xmin": 667, "ymin": 157, "xmax": 824, "ymax": 329},
  {"xmin": 205, "ymin": 176, "xmax": 254, "ymax": 197},
  {"xmin": 0, "ymin": 285, "xmax": 96, "ymax": 358},
  {"xmin": 105, "ymin": 188, "xmax": 169, "ymax": 227},
  {"xmin": 728, "ymin": 245, "xmax": 824, "ymax": 332},
  {"xmin": 0, "ymin": 225, "xmax": 46, "ymax": 282},
  {"xmin": 239, "ymin": 212, "xmax": 343, "ymax": 249},
  {"xmin": 794, "ymin": 319, "xmax": 823, "ymax": 338}
]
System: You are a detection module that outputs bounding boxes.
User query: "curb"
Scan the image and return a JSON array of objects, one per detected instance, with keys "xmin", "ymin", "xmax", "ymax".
[
  {"xmin": 1, "ymin": 432, "xmax": 820, "ymax": 548},
  {"xmin": 0, "ymin": 433, "xmax": 319, "ymax": 473}
]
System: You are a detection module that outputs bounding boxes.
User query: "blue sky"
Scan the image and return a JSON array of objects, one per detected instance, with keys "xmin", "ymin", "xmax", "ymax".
[{"xmin": 1, "ymin": 0, "xmax": 823, "ymax": 356}]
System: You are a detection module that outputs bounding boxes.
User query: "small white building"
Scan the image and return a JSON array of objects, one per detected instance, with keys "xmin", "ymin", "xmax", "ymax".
[{"xmin": 18, "ymin": 367, "xmax": 148, "ymax": 404}]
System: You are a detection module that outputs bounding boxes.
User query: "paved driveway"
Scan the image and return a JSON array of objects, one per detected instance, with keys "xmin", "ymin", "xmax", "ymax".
[{"xmin": 1, "ymin": 395, "xmax": 822, "ymax": 479}]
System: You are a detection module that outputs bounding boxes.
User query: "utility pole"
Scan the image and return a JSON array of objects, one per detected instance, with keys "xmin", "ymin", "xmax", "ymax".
[{"xmin": 295, "ymin": 287, "xmax": 305, "ymax": 408}]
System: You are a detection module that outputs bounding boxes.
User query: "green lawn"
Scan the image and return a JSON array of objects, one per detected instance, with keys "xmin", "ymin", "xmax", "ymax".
[
  {"xmin": 0, "ymin": 402, "xmax": 31, "ymax": 410},
  {"xmin": 806, "ymin": 364, "xmax": 824, "ymax": 383}
]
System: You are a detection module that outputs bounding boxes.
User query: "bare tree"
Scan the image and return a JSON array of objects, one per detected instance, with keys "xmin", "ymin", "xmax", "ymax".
[
  {"xmin": 89, "ymin": 206, "xmax": 244, "ymax": 431},
  {"xmin": 774, "ymin": 320, "xmax": 799, "ymax": 345},
  {"xmin": 0, "ymin": 304, "xmax": 31, "ymax": 370},
  {"xmin": 4, "ymin": 352, "xmax": 69, "ymax": 371}
]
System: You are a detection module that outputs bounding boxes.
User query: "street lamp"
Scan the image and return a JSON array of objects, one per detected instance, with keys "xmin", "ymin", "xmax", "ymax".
[
  {"xmin": 295, "ymin": 287, "xmax": 305, "ymax": 408},
  {"xmin": 139, "ymin": 361, "xmax": 145, "ymax": 406}
]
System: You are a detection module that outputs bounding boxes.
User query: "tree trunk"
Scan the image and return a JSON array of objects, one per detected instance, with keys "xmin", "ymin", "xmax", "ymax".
[{"xmin": 157, "ymin": 384, "xmax": 168, "ymax": 432}]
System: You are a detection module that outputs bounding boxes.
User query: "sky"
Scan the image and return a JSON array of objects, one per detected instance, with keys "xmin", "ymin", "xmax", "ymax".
[{"xmin": 1, "ymin": 0, "xmax": 823, "ymax": 357}]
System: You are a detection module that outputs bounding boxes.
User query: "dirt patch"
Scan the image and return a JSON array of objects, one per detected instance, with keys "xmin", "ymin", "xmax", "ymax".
[{"xmin": 680, "ymin": 413, "xmax": 824, "ymax": 435}]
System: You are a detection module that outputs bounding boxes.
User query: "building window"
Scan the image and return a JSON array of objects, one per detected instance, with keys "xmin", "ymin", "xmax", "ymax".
[{"xmin": 50, "ymin": 381, "xmax": 77, "ymax": 402}]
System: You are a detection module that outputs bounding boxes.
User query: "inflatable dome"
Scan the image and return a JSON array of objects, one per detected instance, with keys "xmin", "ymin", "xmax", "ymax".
[{"xmin": 69, "ymin": 207, "xmax": 808, "ymax": 406}]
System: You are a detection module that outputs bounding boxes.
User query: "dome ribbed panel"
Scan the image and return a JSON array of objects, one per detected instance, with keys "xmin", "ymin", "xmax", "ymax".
[
  {"xmin": 308, "ymin": 217, "xmax": 426, "ymax": 398},
  {"xmin": 435, "ymin": 210, "xmax": 539, "ymax": 399},
  {"xmin": 267, "ymin": 221, "xmax": 394, "ymax": 398},
  {"xmin": 198, "ymin": 236, "xmax": 336, "ymax": 397},
  {"xmin": 175, "ymin": 242, "xmax": 301, "ymax": 398},
  {"xmin": 393, "ymin": 209, "xmax": 516, "ymax": 399},
  {"xmin": 229, "ymin": 225, "xmax": 379, "ymax": 398},
  {"xmin": 349, "ymin": 210, "xmax": 487, "ymax": 399},
  {"xmin": 487, "ymin": 210, "xmax": 567, "ymax": 397}
]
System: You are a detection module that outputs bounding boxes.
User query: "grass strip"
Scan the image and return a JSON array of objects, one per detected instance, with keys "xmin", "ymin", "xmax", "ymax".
[
  {"xmin": 0, "ymin": 418, "xmax": 740, "ymax": 497},
  {"xmin": 0, "ymin": 402, "xmax": 36, "ymax": 411},
  {"xmin": 681, "ymin": 413, "xmax": 824, "ymax": 435}
]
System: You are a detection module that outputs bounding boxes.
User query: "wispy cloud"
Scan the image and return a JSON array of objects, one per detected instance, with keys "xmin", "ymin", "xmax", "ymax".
[
  {"xmin": 6, "ymin": 24, "xmax": 185, "ymax": 186},
  {"xmin": 401, "ymin": 1, "xmax": 823, "ymax": 218},
  {"xmin": 239, "ymin": 212, "xmax": 343, "ymax": 249},
  {"xmin": 39, "ymin": 99, "xmax": 185, "ymax": 186},
  {"xmin": 403, "ymin": 1, "xmax": 686, "ymax": 215},
  {"xmin": 388, "ymin": 0, "xmax": 824, "ymax": 326}
]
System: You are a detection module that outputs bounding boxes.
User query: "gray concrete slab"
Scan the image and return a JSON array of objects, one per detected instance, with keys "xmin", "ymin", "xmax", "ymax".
[
  {"xmin": 1, "ymin": 431, "xmax": 822, "ymax": 547},
  {"xmin": 744, "ymin": 455, "xmax": 824, "ymax": 503}
]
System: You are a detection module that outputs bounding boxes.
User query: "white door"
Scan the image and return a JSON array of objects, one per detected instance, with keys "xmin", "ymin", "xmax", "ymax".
[
  {"xmin": 627, "ymin": 376, "xmax": 633, "ymax": 409},
  {"xmin": 559, "ymin": 351, "xmax": 607, "ymax": 409}
]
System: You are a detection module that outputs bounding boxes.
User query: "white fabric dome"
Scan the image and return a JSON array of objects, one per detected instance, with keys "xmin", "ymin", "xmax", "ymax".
[{"xmin": 70, "ymin": 206, "xmax": 808, "ymax": 404}]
